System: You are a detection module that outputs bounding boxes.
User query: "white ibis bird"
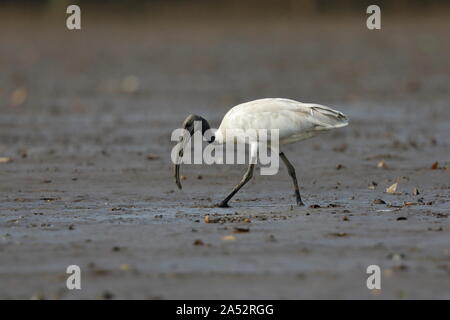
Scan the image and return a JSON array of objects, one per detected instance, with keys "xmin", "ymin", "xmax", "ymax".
[{"xmin": 174, "ymin": 98, "xmax": 348, "ymax": 208}]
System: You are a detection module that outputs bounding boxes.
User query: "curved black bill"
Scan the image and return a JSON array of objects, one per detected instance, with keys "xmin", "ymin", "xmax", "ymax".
[{"xmin": 174, "ymin": 147, "xmax": 183, "ymax": 190}]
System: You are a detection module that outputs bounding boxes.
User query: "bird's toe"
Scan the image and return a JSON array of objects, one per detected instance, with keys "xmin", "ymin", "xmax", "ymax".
[
  {"xmin": 297, "ymin": 200, "xmax": 305, "ymax": 207},
  {"xmin": 216, "ymin": 202, "xmax": 230, "ymax": 208}
]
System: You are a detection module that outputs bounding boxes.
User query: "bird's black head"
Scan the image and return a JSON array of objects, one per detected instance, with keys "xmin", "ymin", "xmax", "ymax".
[
  {"xmin": 182, "ymin": 114, "xmax": 214, "ymax": 143},
  {"xmin": 174, "ymin": 114, "xmax": 215, "ymax": 190}
]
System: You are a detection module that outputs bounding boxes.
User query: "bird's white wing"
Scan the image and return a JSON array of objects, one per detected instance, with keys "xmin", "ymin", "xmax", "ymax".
[{"xmin": 218, "ymin": 98, "xmax": 348, "ymax": 144}]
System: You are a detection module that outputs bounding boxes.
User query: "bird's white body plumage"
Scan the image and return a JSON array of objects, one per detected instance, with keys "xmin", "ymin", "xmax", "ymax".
[{"xmin": 216, "ymin": 98, "xmax": 348, "ymax": 145}]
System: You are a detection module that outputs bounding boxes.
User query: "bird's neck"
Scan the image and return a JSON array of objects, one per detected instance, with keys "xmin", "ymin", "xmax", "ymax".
[{"xmin": 213, "ymin": 127, "xmax": 225, "ymax": 144}]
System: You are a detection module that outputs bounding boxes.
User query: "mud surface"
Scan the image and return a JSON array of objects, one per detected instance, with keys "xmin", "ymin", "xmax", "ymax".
[{"xmin": 0, "ymin": 12, "xmax": 449, "ymax": 299}]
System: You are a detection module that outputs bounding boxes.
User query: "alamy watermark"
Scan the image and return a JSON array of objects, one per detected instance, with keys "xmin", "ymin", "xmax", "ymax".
[
  {"xmin": 366, "ymin": 5, "xmax": 381, "ymax": 30},
  {"xmin": 366, "ymin": 265, "xmax": 381, "ymax": 290},
  {"xmin": 66, "ymin": 265, "xmax": 81, "ymax": 290},
  {"xmin": 66, "ymin": 5, "xmax": 81, "ymax": 30},
  {"xmin": 65, "ymin": 5, "xmax": 379, "ymax": 31},
  {"xmin": 171, "ymin": 121, "xmax": 280, "ymax": 175}
]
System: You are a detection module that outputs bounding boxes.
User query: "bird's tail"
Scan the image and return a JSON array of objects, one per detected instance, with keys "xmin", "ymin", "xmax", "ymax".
[{"xmin": 308, "ymin": 105, "xmax": 349, "ymax": 130}]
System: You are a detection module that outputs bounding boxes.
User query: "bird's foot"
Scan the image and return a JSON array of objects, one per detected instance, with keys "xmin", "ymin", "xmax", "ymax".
[
  {"xmin": 215, "ymin": 202, "xmax": 230, "ymax": 208},
  {"xmin": 294, "ymin": 192, "xmax": 305, "ymax": 206}
]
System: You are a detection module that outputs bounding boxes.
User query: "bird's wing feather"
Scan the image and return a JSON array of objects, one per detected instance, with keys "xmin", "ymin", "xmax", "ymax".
[{"xmin": 218, "ymin": 98, "xmax": 348, "ymax": 144}]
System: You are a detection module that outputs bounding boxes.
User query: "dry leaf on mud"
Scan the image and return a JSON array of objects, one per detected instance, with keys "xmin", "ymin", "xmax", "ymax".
[
  {"xmin": 40, "ymin": 197, "xmax": 60, "ymax": 202},
  {"xmin": 222, "ymin": 235, "xmax": 236, "ymax": 241},
  {"xmin": 204, "ymin": 215, "xmax": 219, "ymax": 223},
  {"xmin": 368, "ymin": 181, "xmax": 378, "ymax": 190},
  {"xmin": 193, "ymin": 239, "xmax": 204, "ymax": 246},
  {"xmin": 10, "ymin": 87, "xmax": 28, "ymax": 106},
  {"xmin": 121, "ymin": 75, "xmax": 139, "ymax": 93},
  {"xmin": 119, "ymin": 264, "xmax": 130, "ymax": 271},
  {"xmin": 386, "ymin": 183, "xmax": 398, "ymax": 194},
  {"xmin": 329, "ymin": 232, "xmax": 349, "ymax": 237},
  {"xmin": 431, "ymin": 161, "xmax": 439, "ymax": 170},
  {"xmin": 333, "ymin": 143, "xmax": 348, "ymax": 153},
  {"xmin": 377, "ymin": 160, "xmax": 388, "ymax": 169},
  {"xmin": 0, "ymin": 157, "xmax": 11, "ymax": 163},
  {"xmin": 233, "ymin": 226, "xmax": 249, "ymax": 233},
  {"xmin": 146, "ymin": 154, "xmax": 160, "ymax": 160}
]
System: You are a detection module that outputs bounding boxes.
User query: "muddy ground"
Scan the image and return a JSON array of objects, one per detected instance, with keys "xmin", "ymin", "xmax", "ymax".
[{"xmin": 0, "ymin": 10, "xmax": 449, "ymax": 299}]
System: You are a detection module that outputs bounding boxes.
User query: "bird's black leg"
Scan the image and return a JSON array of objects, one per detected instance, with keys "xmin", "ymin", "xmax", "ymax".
[
  {"xmin": 217, "ymin": 164, "xmax": 255, "ymax": 208},
  {"xmin": 279, "ymin": 152, "xmax": 304, "ymax": 206}
]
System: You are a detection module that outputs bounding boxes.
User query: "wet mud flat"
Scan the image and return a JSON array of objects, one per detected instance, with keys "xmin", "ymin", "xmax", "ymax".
[{"xmin": 0, "ymin": 12, "xmax": 450, "ymax": 299}]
